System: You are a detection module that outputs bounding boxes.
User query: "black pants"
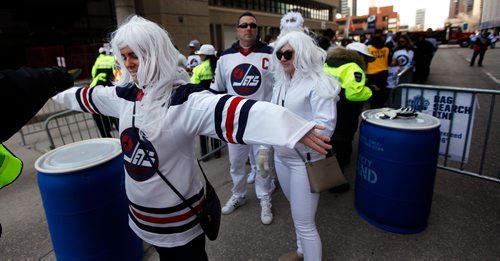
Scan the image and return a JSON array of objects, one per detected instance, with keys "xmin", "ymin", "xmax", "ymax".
[
  {"xmin": 93, "ymin": 114, "xmax": 119, "ymax": 138},
  {"xmin": 470, "ymin": 49, "xmax": 487, "ymax": 66},
  {"xmin": 367, "ymin": 70, "xmax": 389, "ymax": 109},
  {"xmin": 154, "ymin": 234, "xmax": 208, "ymax": 261}
]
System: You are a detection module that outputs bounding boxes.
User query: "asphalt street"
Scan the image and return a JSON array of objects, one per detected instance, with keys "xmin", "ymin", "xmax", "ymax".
[{"xmin": 0, "ymin": 46, "xmax": 499, "ymax": 260}]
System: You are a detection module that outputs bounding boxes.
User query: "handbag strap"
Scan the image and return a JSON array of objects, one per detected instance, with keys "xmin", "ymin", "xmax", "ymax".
[
  {"xmin": 294, "ymin": 148, "xmax": 334, "ymax": 164},
  {"xmin": 132, "ymin": 102, "xmax": 207, "ymax": 218},
  {"xmin": 294, "ymin": 148, "xmax": 309, "ymax": 164}
]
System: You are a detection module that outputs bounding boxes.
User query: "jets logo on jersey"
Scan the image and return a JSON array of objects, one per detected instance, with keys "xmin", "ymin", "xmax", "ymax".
[
  {"xmin": 121, "ymin": 127, "xmax": 158, "ymax": 181},
  {"xmin": 396, "ymin": 55, "xmax": 410, "ymax": 66},
  {"xmin": 231, "ymin": 63, "xmax": 262, "ymax": 96}
]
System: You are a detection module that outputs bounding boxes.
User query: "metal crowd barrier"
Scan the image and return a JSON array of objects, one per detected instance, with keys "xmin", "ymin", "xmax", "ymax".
[
  {"xmin": 43, "ymin": 110, "xmax": 120, "ymax": 150},
  {"xmin": 389, "ymin": 83, "xmax": 500, "ymax": 183},
  {"xmin": 26, "ymin": 105, "xmax": 224, "ymax": 160}
]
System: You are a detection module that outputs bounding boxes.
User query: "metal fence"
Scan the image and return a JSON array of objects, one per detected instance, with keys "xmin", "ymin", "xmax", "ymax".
[
  {"xmin": 43, "ymin": 110, "xmax": 119, "ymax": 150},
  {"xmin": 388, "ymin": 83, "xmax": 500, "ymax": 183}
]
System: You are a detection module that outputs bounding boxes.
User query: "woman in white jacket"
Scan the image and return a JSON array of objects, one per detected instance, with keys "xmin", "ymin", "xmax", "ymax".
[{"xmin": 271, "ymin": 31, "xmax": 340, "ymax": 261}]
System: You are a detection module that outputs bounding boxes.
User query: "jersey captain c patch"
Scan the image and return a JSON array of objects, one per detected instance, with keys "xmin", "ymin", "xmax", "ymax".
[{"xmin": 231, "ymin": 63, "xmax": 262, "ymax": 96}]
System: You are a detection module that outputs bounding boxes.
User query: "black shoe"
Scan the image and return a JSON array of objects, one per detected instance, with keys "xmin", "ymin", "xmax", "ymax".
[{"xmin": 328, "ymin": 183, "xmax": 350, "ymax": 194}]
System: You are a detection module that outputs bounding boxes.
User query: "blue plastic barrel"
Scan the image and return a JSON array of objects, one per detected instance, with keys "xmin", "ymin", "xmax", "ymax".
[
  {"xmin": 355, "ymin": 109, "xmax": 441, "ymax": 234},
  {"xmin": 35, "ymin": 138, "xmax": 143, "ymax": 260}
]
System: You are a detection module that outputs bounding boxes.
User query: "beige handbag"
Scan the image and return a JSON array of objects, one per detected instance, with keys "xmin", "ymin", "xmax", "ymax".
[{"xmin": 295, "ymin": 149, "xmax": 348, "ymax": 193}]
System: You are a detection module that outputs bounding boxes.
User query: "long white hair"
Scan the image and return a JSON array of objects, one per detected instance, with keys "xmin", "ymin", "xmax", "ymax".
[
  {"xmin": 111, "ymin": 15, "xmax": 188, "ymax": 139},
  {"xmin": 271, "ymin": 31, "xmax": 340, "ymax": 98}
]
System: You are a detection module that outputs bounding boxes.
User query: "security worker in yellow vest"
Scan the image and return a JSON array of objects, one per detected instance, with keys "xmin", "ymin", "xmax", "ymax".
[
  {"xmin": 190, "ymin": 44, "xmax": 217, "ymax": 89},
  {"xmin": 90, "ymin": 47, "xmax": 119, "ymax": 138},
  {"xmin": 0, "ymin": 66, "xmax": 74, "ymax": 236},
  {"xmin": 323, "ymin": 44, "xmax": 374, "ymax": 193},
  {"xmin": 190, "ymin": 44, "xmax": 221, "ymax": 159}
]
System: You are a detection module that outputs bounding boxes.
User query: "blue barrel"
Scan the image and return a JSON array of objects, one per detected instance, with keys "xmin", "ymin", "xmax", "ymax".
[
  {"xmin": 355, "ymin": 109, "xmax": 441, "ymax": 234},
  {"xmin": 35, "ymin": 138, "xmax": 143, "ymax": 260}
]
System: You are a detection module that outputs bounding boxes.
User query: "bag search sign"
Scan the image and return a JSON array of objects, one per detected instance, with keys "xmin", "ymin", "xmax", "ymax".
[{"xmin": 401, "ymin": 89, "xmax": 476, "ymax": 162}]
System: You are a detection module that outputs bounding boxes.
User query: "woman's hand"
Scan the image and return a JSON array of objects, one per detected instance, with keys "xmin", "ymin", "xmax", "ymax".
[{"xmin": 299, "ymin": 124, "xmax": 332, "ymax": 155}]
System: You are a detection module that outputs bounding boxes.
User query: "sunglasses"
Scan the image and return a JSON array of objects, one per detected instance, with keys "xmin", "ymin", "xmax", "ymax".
[
  {"xmin": 237, "ymin": 23, "xmax": 257, "ymax": 29},
  {"xmin": 276, "ymin": 50, "xmax": 294, "ymax": 61}
]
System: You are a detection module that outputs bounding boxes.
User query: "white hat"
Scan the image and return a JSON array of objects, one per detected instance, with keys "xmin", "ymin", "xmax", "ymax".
[
  {"xmin": 195, "ymin": 44, "xmax": 216, "ymax": 56},
  {"xmin": 346, "ymin": 42, "xmax": 375, "ymax": 62}
]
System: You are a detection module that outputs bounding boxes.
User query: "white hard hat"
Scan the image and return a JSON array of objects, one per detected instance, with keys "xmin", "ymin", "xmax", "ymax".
[
  {"xmin": 346, "ymin": 42, "xmax": 375, "ymax": 62},
  {"xmin": 195, "ymin": 44, "xmax": 216, "ymax": 56}
]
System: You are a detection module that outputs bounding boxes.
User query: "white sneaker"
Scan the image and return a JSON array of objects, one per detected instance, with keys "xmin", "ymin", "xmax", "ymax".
[
  {"xmin": 260, "ymin": 200, "xmax": 273, "ymax": 225},
  {"xmin": 221, "ymin": 195, "xmax": 247, "ymax": 215},
  {"xmin": 246, "ymin": 170, "xmax": 256, "ymax": 184}
]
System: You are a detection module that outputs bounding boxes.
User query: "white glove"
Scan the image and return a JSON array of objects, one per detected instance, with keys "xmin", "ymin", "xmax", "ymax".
[
  {"xmin": 380, "ymin": 107, "xmax": 416, "ymax": 119},
  {"xmin": 257, "ymin": 148, "xmax": 271, "ymax": 178}
]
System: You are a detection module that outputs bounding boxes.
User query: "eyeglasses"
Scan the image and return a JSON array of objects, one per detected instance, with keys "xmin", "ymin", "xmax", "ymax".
[
  {"xmin": 237, "ymin": 23, "xmax": 257, "ymax": 29},
  {"xmin": 276, "ymin": 50, "xmax": 294, "ymax": 61}
]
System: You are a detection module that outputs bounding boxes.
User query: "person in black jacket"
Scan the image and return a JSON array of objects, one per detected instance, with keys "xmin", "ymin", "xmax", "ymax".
[
  {"xmin": 470, "ymin": 31, "xmax": 492, "ymax": 67},
  {"xmin": 0, "ymin": 66, "xmax": 74, "ymax": 237},
  {"xmin": 1, "ymin": 67, "xmax": 74, "ymax": 142}
]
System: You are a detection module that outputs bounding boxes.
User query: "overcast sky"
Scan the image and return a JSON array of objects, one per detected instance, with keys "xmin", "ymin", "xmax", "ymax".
[{"xmin": 356, "ymin": 0, "xmax": 451, "ymax": 30}]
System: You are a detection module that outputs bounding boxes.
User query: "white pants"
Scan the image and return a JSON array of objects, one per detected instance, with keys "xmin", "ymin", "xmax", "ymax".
[
  {"xmin": 275, "ymin": 154, "xmax": 321, "ymax": 261},
  {"xmin": 228, "ymin": 143, "xmax": 273, "ymax": 201}
]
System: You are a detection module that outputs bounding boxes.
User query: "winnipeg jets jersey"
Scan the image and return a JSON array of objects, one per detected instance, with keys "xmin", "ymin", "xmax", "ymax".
[
  {"xmin": 210, "ymin": 41, "xmax": 274, "ymax": 101},
  {"xmin": 52, "ymin": 83, "xmax": 314, "ymax": 247}
]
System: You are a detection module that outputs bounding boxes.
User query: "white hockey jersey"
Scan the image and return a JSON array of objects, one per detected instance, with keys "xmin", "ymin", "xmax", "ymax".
[
  {"xmin": 210, "ymin": 40, "xmax": 274, "ymax": 101},
  {"xmin": 52, "ymin": 83, "xmax": 314, "ymax": 247}
]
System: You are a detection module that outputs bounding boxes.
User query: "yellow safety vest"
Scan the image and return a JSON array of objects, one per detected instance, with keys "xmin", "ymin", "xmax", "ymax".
[
  {"xmin": 90, "ymin": 54, "xmax": 116, "ymax": 87},
  {"xmin": 366, "ymin": 46, "xmax": 389, "ymax": 75},
  {"xmin": 323, "ymin": 63, "xmax": 372, "ymax": 102},
  {"xmin": 0, "ymin": 144, "xmax": 23, "ymax": 189},
  {"xmin": 190, "ymin": 59, "xmax": 213, "ymax": 84}
]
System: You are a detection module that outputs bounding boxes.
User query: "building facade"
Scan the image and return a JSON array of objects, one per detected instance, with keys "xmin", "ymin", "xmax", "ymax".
[
  {"xmin": 446, "ymin": 0, "xmax": 481, "ymax": 32},
  {"xmin": 336, "ymin": 5, "xmax": 399, "ymax": 37},
  {"xmin": 479, "ymin": 0, "xmax": 500, "ymax": 32},
  {"xmin": 415, "ymin": 9, "xmax": 426, "ymax": 31},
  {"xmin": 3, "ymin": 0, "xmax": 339, "ymax": 72}
]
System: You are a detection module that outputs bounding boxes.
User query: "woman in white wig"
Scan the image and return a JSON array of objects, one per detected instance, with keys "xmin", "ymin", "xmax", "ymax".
[
  {"xmin": 271, "ymin": 30, "xmax": 340, "ymax": 261},
  {"xmin": 53, "ymin": 15, "xmax": 333, "ymax": 260}
]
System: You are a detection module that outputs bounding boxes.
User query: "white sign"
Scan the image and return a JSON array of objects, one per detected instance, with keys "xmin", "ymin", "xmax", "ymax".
[{"xmin": 401, "ymin": 89, "xmax": 475, "ymax": 162}]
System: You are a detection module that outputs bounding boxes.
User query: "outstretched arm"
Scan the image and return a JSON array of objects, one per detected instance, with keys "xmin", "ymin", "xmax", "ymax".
[{"xmin": 298, "ymin": 125, "xmax": 332, "ymax": 155}]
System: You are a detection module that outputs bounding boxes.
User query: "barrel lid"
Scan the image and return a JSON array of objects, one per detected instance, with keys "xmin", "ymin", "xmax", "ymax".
[
  {"xmin": 362, "ymin": 108, "xmax": 441, "ymax": 130},
  {"xmin": 35, "ymin": 138, "xmax": 122, "ymax": 174}
]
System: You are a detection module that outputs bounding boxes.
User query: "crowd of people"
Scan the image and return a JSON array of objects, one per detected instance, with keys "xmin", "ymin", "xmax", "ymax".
[{"xmin": 4, "ymin": 9, "xmax": 496, "ymax": 261}]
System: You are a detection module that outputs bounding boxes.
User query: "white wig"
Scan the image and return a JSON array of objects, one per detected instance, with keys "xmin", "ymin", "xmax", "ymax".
[
  {"xmin": 111, "ymin": 15, "xmax": 186, "ymax": 139},
  {"xmin": 271, "ymin": 31, "xmax": 340, "ymax": 98}
]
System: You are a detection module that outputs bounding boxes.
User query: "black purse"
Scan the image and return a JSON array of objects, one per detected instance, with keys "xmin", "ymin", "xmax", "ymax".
[{"xmin": 132, "ymin": 103, "xmax": 221, "ymax": 240}]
